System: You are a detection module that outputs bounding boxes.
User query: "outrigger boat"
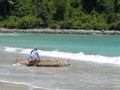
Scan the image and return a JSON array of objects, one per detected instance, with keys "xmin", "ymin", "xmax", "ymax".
[{"xmin": 16, "ymin": 59, "xmax": 71, "ymax": 67}]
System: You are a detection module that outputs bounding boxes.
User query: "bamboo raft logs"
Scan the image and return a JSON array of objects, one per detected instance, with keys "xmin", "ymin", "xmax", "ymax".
[{"xmin": 16, "ymin": 59, "xmax": 71, "ymax": 67}]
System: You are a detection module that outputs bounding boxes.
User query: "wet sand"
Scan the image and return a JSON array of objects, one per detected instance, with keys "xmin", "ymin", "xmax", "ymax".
[
  {"xmin": 0, "ymin": 82, "xmax": 28, "ymax": 90},
  {"xmin": 0, "ymin": 82, "xmax": 44, "ymax": 90}
]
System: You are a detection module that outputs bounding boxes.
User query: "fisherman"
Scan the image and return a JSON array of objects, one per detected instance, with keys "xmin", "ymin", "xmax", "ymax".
[{"xmin": 29, "ymin": 48, "xmax": 40, "ymax": 62}]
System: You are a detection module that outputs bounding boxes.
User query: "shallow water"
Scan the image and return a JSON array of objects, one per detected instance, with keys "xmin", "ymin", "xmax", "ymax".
[
  {"xmin": 0, "ymin": 33, "xmax": 120, "ymax": 90},
  {"xmin": 1, "ymin": 47, "xmax": 120, "ymax": 90},
  {"xmin": 0, "ymin": 33, "xmax": 120, "ymax": 56}
]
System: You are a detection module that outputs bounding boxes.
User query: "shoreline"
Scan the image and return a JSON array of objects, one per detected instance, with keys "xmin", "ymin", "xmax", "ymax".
[
  {"xmin": 0, "ymin": 81, "xmax": 28, "ymax": 90},
  {"xmin": 0, "ymin": 81, "xmax": 45, "ymax": 90},
  {"xmin": 0, "ymin": 28, "xmax": 120, "ymax": 35}
]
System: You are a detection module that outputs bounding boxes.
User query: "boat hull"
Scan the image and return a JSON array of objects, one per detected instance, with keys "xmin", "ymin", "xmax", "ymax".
[{"xmin": 16, "ymin": 59, "xmax": 71, "ymax": 67}]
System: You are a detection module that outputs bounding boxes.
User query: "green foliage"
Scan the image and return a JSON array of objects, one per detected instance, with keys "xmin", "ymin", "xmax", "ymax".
[
  {"xmin": 17, "ymin": 15, "xmax": 37, "ymax": 29},
  {"xmin": 0, "ymin": 0, "xmax": 120, "ymax": 30},
  {"xmin": 33, "ymin": 0, "xmax": 48, "ymax": 25},
  {"xmin": 52, "ymin": 0, "xmax": 67, "ymax": 21},
  {"xmin": 109, "ymin": 13, "xmax": 120, "ymax": 30},
  {"xmin": 110, "ymin": 21, "xmax": 120, "ymax": 30},
  {"xmin": 70, "ymin": 0, "xmax": 81, "ymax": 8},
  {"xmin": 10, "ymin": 0, "xmax": 33, "ymax": 17},
  {"xmin": 114, "ymin": 0, "xmax": 120, "ymax": 13},
  {"xmin": 81, "ymin": 0, "xmax": 96, "ymax": 13},
  {"xmin": 0, "ymin": 16, "xmax": 19, "ymax": 28},
  {"xmin": 96, "ymin": 0, "xmax": 114, "ymax": 14},
  {"xmin": 0, "ymin": 15, "xmax": 43, "ymax": 29},
  {"xmin": 49, "ymin": 23, "xmax": 60, "ymax": 29},
  {"xmin": 61, "ymin": 21, "xmax": 73, "ymax": 29}
]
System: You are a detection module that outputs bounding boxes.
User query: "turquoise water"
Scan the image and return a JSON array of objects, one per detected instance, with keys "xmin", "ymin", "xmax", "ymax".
[
  {"xmin": 0, "ymin": 33, "xmax": 120, "ymax": 56},
  {"xmin": 1, "ymin": 33, "xmax": 120, "ymax": 90}
]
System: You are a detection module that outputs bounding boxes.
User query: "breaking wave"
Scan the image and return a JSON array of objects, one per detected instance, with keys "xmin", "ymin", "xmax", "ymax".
[{"xmin": 4, "ymin": 46, "xmax": 120, "ymax": 65}]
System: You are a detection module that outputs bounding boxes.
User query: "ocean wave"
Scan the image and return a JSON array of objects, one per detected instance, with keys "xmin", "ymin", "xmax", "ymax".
[{"xmin": 4, "ymin": 46, "xmax": 120, "ymax": 65}]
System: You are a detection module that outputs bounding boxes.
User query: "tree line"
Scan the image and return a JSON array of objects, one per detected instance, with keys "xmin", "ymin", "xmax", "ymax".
[{"xmin": 0, "ymin": 0, "xmax": 120, "ymax": 30}]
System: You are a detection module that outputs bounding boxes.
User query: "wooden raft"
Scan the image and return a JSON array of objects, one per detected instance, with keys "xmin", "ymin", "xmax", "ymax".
[{"xmin": 16, "ymin": 59, "xmax": 71, "ymax": 67}]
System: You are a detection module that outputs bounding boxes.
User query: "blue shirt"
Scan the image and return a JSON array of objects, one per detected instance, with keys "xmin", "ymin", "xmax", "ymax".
[{"xmin": 30, "ymin": 50, "xmax": 40, "ymax": 58}]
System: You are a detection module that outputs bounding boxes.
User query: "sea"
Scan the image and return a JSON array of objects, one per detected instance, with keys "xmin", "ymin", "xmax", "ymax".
[{"xmin": 0, "ymin": 33, "xmax": 120, "ymax": 90}]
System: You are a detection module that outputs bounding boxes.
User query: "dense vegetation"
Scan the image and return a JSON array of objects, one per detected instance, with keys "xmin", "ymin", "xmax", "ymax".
[{"xmin": 0, "ymin": 0, "xmax": 120, "ymax": 30}]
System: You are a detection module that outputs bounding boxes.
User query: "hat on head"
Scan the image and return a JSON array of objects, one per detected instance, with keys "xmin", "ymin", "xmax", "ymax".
[{"xmin": 34, "ymin": 48, "xmax": 38, "ymax": 50}]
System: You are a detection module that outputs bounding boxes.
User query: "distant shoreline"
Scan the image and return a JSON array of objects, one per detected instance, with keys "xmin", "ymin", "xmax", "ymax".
[{"xmin": 0, "ymin": 28, "xmax": 120, "ymax": 35}]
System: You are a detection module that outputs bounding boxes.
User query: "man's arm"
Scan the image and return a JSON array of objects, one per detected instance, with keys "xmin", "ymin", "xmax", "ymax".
[{"xmin": 37, "ymin": 52, "xmax": 40, "ymax": 61}]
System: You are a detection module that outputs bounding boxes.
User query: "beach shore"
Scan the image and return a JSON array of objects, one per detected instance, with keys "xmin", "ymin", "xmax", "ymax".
[
  {"xmin": 0, "ymin": 82, "xmax": 28, "ymax": 90},
  {"xmin": 0, "ymin": 81, "xmax": 44, "ymax": 90},
  {"xmin": 0, "ymin": 28, "xmax": 120, "ymax": 35}
]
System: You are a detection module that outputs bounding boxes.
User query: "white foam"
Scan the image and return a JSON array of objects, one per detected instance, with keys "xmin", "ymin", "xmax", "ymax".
[
  {"xmin": 4, "ymin": 46, "xmax": 120, "ymax": 65},
  {"xmin": 5, "ymin": 47, "xmax": 18, "ymax": 52},
  {"xmin": 11, "ymin": 63, "xmax": 22, "ymax": 66}
]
